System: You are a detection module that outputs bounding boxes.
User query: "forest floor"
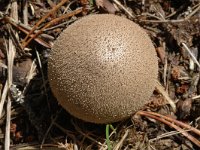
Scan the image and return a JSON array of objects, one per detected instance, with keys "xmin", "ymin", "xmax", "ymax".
[{"xmin": 0, "ymin": 0, "xmax": 200, "ymax": 149}]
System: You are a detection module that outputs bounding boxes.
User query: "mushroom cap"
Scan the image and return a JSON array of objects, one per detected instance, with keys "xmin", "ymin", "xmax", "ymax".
[{"xmin": 48, "ymin": 14, "xmax": 158, "ymax": 124}]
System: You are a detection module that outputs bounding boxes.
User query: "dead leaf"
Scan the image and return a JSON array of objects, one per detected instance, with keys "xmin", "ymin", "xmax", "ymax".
[
  {"xmin": 176, "ymin": 99, "xmax": 192, "ymax": 119},
  {"xmin": 156, "ymin": 46, "xmax": 165, "ymax": 64},
  {"xmin": 176, "ymin": 84, "xmax": 189, "ymax": 94},
  {"xmin": 147, "ymin": 96, "xmax": 168, "ymax": 110},
  {"xmin": 80, "ymin": 0, "xmax": 89, "ymax": 15},
  {"xmin": 13, "ymin": 58, "xmax": 34, "ymax": 86},
  {"xmin": 10, "ymin": 123, "xmax": 17, "ymax": 134},
  {"xmin": 96, "ymin": 0, "xmax": 117, "ymax": 14},
  {"xmin": 149, "ymin": 3, "xmax": 166, "ymax": 19},
  {"xmin": 171, "ymin": 66, "xmax": 181, "ymax": 80}
]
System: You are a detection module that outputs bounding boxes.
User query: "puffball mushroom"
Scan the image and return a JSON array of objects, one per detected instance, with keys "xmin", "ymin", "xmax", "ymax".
[{"xmin": 48, "ymin": 14, "xmax": 158, "ymax": 124}]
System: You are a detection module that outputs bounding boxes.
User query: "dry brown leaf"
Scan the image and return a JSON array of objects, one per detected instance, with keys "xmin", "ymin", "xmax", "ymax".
[
  {"xmin": 176, "ymin": 99, "xmax": 192, "ymax": 119},
  {"xmin": 176, "ymin": 84, "xmax": 189, "ymax": 94},
  {"xmin": 13, "ymin": 58, "xmax": 33, "ymax": 86},
  {"xmin": 171, "ymin": 66, "xmax": 181, "ymax": 80},
  {"xmin": 150, "ymin": 3, "xmax": 166, "ymax": 19},
  {"xmin": 156, "ymin": 46, "xmax": 165, "ymax": 64},
  {"xmin": 80, "ymin": 0, "xmax": 89, "ymax": 15},
  {"xmin": 95, "ymin": 0, "xmax": 117, "ymax": 14}
]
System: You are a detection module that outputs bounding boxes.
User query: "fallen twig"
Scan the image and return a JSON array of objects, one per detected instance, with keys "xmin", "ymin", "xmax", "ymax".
[
  {"xmin": 5, "ymin": 97, "xmax": 11, "ymax": 150},
  {"xmin": 182, "ymin": 43, "xmax": 200, "ymax": 69},
  {"xmin": 22, "ymin": 0, "xmax": 69, "ymax": 46},
  {"xmin": 5, "ymin": 2, "xmax": 18, "ymax": 149},
  {"xmin": 5, "ymin": 37, "xmax": 16, "ymax": 150},
  {"xmin": 22, "ymin": 7, "xmax": 83, "ymax": 48},
  {"xmin": 112, "ymin": 0, "xmax": 134, "ymax": 19},
  {"xmin": 113, "ymin": 129, "xmax": 129, "ymax": 150},
  {"xmin": 0, "ymin": 80, "xmax": 8, "ymax": 118},
  {"xmin": 8, "ymin": 20, "xmax": 52, "ymax": 48},
  {"xmin": 142, "ymin": 111, "xmax": 200, "ymax": 136},
  {"xmin": 71, "ymin": 119, "xmax": 104, "ymax": 147},
  {"xmin": 141, "ymin": 2, "xmax": 200, "ymax": 23},
  {"xmin": 23, "ymin": 0, "xmax": 28, "ymax": 25},
  {"xmin": 155, "ymin": 81, "xmax": 176, "ymax": 112},
  {"xmin": 40, "ymin": 109, "xmax": 62, "ymax": 149},
  {"xmin": 137, "ymin": 111, "xmax": 200, "ymax": 147}
]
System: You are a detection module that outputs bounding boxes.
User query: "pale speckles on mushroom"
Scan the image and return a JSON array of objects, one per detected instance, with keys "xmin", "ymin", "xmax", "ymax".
[{"xmin": 48, "ymin": 14, "xmax": 158, "ymax": 124}]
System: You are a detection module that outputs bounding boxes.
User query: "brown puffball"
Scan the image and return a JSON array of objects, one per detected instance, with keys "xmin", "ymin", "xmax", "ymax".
[{"xmin": 48, "ymin": 14, "xmax": 158, "ymax": 124}]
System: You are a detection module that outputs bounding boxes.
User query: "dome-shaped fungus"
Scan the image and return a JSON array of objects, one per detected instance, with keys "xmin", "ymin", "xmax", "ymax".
[{"xmin": 48, "ymin": 14, "xmax": 158, "ymax": 124}]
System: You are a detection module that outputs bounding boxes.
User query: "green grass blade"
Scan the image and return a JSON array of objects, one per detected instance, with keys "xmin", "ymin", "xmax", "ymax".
[{"xmin": 106, "ymin": 124, "xmax": 111, "ymax": 150}]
